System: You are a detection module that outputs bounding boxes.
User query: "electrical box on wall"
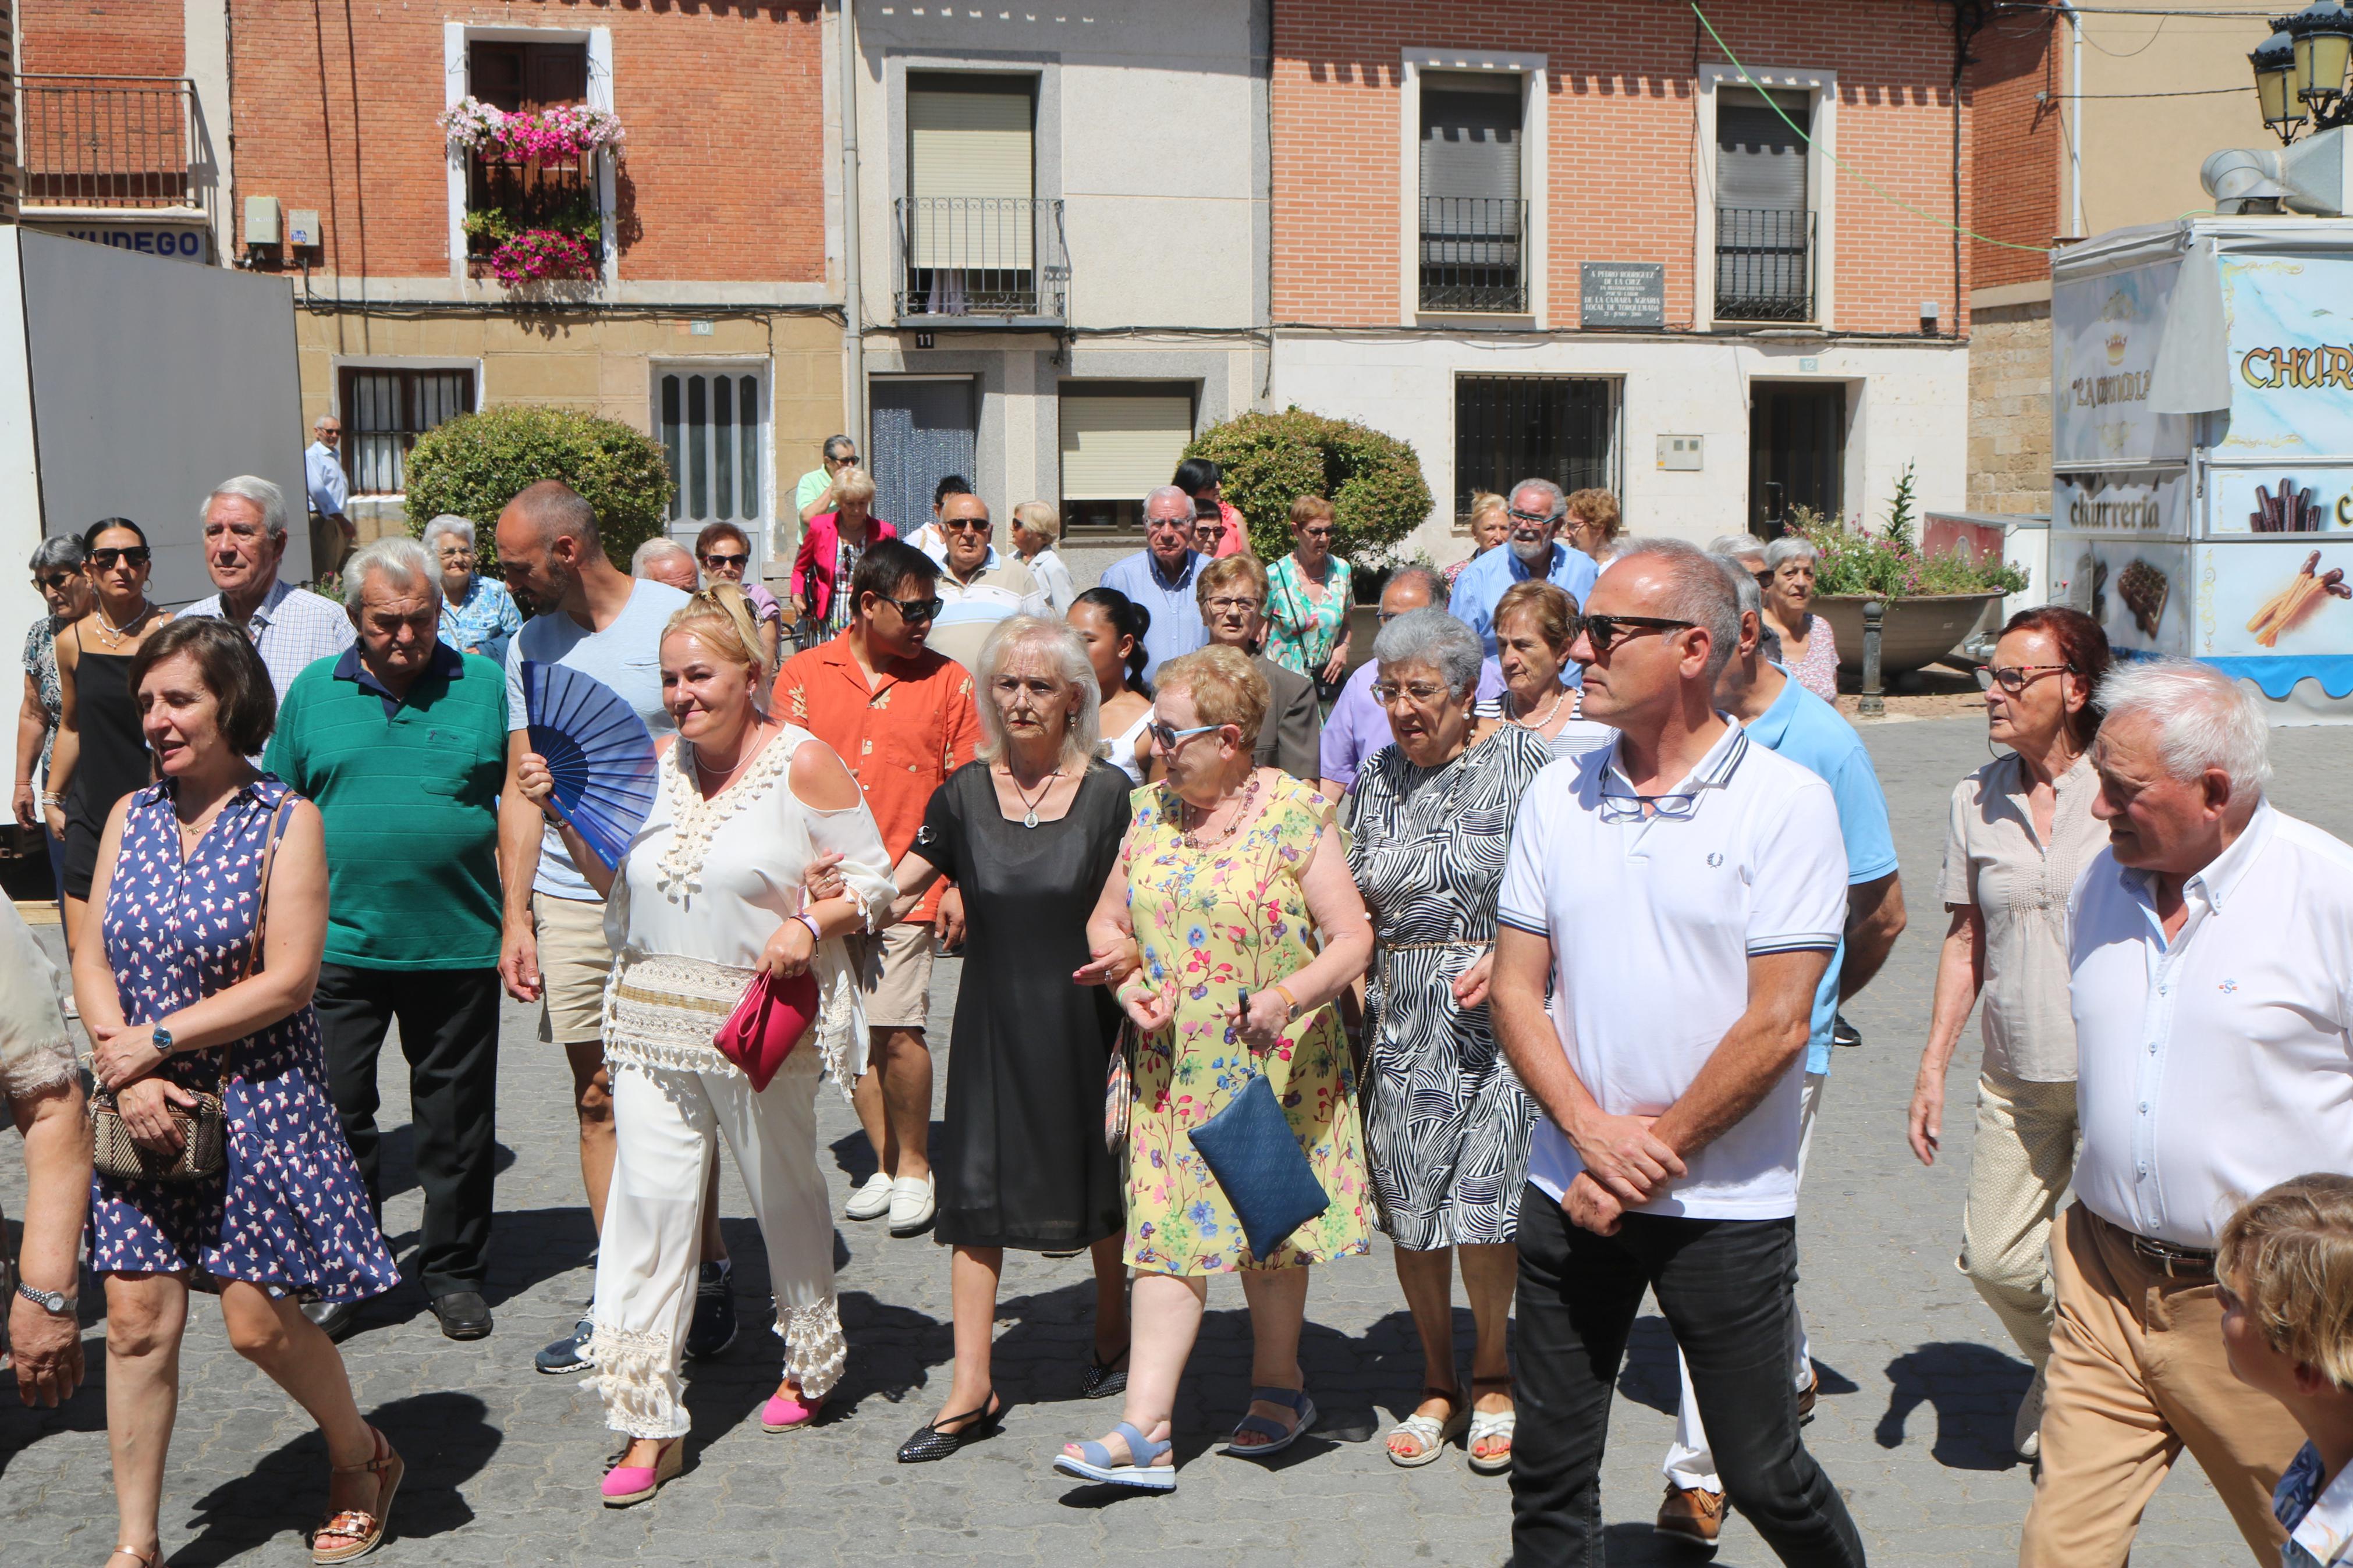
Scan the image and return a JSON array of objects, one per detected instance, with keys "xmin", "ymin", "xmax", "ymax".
[
  {"xmin": 287, "ymin": 210, "xmax": 321, "ymax": 248},
  {"xmin": 1657, "ymin": 434, "xmax": 1703, "ymax": 472},
  {"xmin": 243, "ymin": 197, "xmax": 281, "ymax": 247}
]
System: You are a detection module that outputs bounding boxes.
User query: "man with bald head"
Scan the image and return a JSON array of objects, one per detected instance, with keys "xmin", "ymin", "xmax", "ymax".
[
  {"xmin": 493, "ymin": 481, "xmax": 694, "ymax": 1376},
  {"xmin": 1318, "ymin": 565, "xmax": 1506, "ymax": 795},
  {"xmin": 1097, "ymin": 483, "xmax": 1208, "ymax": 682}
]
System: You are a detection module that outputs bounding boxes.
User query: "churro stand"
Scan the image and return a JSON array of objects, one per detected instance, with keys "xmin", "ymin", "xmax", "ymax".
[{"xmin": 2050, "ymin": 217, "xmax": 2353, "ymax": 723}]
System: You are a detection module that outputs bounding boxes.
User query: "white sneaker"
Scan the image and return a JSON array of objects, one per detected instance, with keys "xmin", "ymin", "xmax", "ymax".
[
  {"xmin": 888, "ymin": 1174, "xmax": 936, "ymax": 1236},
  {"xmin": 844, "ymin": 1172, "xmax": 894, "ymax": 1221},
  {"xmin": 2015, "ymin": 1363, "xmax": 2047, "ymax": 1461}
]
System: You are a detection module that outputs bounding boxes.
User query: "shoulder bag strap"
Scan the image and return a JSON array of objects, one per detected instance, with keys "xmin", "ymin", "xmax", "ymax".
[{"xmin": 240, "ymin": 796, "xmax": 293, "ymax": 984}]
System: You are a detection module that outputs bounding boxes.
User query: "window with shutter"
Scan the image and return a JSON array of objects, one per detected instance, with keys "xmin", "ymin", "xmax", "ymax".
[
  {"xmin": 1418, "ymin": 77, "xmax": 1525, "ymax": 312},
  {"xmin": 907, "ymin": 77, "xmax": 1034, "ymax": 270},
  {"xmin": 1714, "ymin": 88, "xmax": 1815, "ymax": 322},
  {"xmin": 1058, "ymin": 385, "xmax": 1196, "ymax": 534},
  {"xmin": 339, "ymin": 367, "xmax": 476, "ymax": 496},
  {"xmin": 659, "ymin": 367, "xmax": 766, "ymax": 556},
  {"xmin": 1454, "ymin": 376, "xmax": 1616, "ymax": 521}
]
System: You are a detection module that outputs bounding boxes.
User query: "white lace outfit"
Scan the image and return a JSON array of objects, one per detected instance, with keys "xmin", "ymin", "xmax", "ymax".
[{"xmin": 584, "ymin": 726, "xmax": 893, "ymax": 1437}]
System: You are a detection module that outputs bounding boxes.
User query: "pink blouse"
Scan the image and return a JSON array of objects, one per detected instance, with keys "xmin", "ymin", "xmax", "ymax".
[{"xmin": 1786, "ymin": 613, "xmax": 1840, "ymax": 703}]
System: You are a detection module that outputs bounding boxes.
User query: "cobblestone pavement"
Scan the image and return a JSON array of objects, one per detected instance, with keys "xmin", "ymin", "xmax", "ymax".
[{"xmin": 8, "ymin": 715, "xmax": 2353, "ymax": 1566}]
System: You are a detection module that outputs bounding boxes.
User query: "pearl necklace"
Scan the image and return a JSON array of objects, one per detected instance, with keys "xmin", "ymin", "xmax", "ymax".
[{"xmin": 1510, "ymin": 684, "xmax": 1566, "ymax": 731}]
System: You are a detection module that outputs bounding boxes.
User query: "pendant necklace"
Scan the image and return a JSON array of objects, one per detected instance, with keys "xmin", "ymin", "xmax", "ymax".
[
  {"xmin": 1009, "ymin": 766, "xmax": 1063, "ymax": 829},
  {"xmin": 91, "ymin": 599, "xmax": 155, "ymax": 650}
]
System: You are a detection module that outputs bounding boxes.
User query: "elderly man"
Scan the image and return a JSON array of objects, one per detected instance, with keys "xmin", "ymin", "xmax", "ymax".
[
  {"xmin": 495, "ymin": 481, "xmax": 694, "ymax": 1375},
  {"xmin": 2, "ymin": 899, "xmax": 87, "ymax": 1409},
  {"xmin": 2020, "ymin": 660, "xmax": 2347, "ymax": 1567},
  {"xmin": 264, "ymin": 537, "xmax": 510, "ymax": 1343},
  {"xmin": 1652, "ymin": 557, "xmax": 1909, "ymax": 1547},
  {"xmin": 181, "ymin": 475, "xmax": 356, "ymax": 703},
  {"xmin": 1448, "ymin": 477, "xmax": 1602, "ymax": 658},
  {"xmin": 1492, "ymin": 538, "xmax": 1865, "ymax": 1566},
  {"xmin": 1097, "ymin": 485, "xmax": 1209, "ymax": 683},
  {"xmin": 631, "ymin": 536, "xmax": 700, "ymax": 593},
  {"xmin": 1319, "ymin": 566, "xmax": 1506, "ymax": 795},
  {"xmin": 793, "ymin": 433, "xmax": 859, "ymax": 530},
  {"xmin": 1197, "ymin": 554, "xmax": 1320, "ymax": 777},
  {"xmin": 305, "ymin": 414, "xmax": 354, "ymax": 578},
  {"xmin": 925, "ymin": 492, "xmax": 1048, "ymax": 671}
]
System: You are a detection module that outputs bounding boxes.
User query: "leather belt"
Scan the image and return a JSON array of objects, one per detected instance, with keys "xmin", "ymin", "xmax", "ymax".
[{"xmin": 2125, "ymin": 1228, "xmax": 2217, "ymax": 1279}]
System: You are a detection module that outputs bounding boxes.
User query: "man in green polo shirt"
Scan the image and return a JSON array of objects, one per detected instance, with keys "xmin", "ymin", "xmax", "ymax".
[{"xmin": 265, "ymin": 535, "xmax": 511, "ymax": 1343}]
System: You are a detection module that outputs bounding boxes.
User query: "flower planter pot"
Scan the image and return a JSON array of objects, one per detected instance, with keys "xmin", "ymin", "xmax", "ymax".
[{"xmin": 1814, "ymin": 592, "xmax": 2006, "ymax": 687}]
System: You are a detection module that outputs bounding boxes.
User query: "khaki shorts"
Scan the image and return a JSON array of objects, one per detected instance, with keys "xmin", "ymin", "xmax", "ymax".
[
  {"xmin": 533, "ymin": 891, "xmax": 616, "ymax": 1047},
  {"xmin": 856, "ymin": 920, "xmax": 936, "ymax": 1033}
]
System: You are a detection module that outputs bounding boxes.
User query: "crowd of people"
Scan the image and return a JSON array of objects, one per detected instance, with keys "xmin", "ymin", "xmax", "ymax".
[{"xmin": 4, "ymin": 451, "xmax": 2353, "ymax": 1568}]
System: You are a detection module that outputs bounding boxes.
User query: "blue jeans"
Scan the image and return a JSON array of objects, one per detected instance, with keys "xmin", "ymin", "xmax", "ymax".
[{"xmin": 1510, "ymin": 1186, "xmax": 1866, "ymax": 1566}]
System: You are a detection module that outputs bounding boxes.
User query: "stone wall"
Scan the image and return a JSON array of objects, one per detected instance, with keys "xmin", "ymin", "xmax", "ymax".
[{"xmin": 1967, "ymin": 298, "xmax": 2052, "ymax": 515}]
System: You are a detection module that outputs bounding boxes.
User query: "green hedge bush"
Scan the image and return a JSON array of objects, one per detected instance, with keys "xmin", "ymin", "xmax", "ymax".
[
  {"xmin": 1184, "ymin": 407, "xmax": 1432, "ymax": 563},
  {"xmin": 403, "ymin": 404, "xmax": 675, "ymax": 571}
]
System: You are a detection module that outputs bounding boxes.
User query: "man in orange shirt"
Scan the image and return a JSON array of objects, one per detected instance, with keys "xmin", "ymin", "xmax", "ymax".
[{"xmin": 776, "ymin": 538, "xmax": 981, "ymax": 1238}]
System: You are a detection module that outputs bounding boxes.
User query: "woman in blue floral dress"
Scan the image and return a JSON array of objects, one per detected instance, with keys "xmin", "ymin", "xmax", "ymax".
[{"xmin": 75, "ymin": 617, "xmax": 402, "ymax": 1568}]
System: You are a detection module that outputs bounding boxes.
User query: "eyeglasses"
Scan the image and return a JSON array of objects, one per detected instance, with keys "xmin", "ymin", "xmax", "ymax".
[
  {"xmin": 1146, "ymin": 719, "xmax": 1223, "ymax": 750},
  {"xmin": 700, "ymin": 552, "xmax": 749, "ymax": 570},
  {"xmin": 1580, "ymin": 613, "xmax": 1696, "ymax": 655},
  {"xmin": 34, "ymin": 571, "xmax": 77, "ymax": 592},
  {"xmin": 876, "ymin": 594, "xmax": 943, "ymax": 623},
  {"xmin": 1597, "ymin": 785, "xmax": 1704, "ymax": 824},
  {"xmin": 1147, "ymin": 518, "xmax": 1193, "ymax": 534},
  {"xmin": 941, "ymin": 518, "xmax": 992, "ymax": 534},
  {"xmin": 1372, "ymin": 680, "xmax": 1452, "ymax": 706},
  {"xmin": 1508, "ymin": 507, "xmax": 1564, "ymax": 528},
  {"xmin": 88, "ymin": 546, "xmax": 151, "ymax": 570},
  {"xmin": 1975, "ymin": 663, "xmax": 2072, "ymax": 694},
  {"xmin": 1202, "ymin": 595, "xmax": 1261, "ymax": 614}
]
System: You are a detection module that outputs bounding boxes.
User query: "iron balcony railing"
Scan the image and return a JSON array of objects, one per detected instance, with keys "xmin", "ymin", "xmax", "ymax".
[
  {"xmin": 16, "ymin": 76, "xmax": 200, "ymax": 209},
  {"xmin": 895, "ymin": 196, "xmax": 1067, "ymax": 321},
  {"xmin": 1419, "ymin": 196, "xmax": 1527, "ymax": 313},
  {"xmin": 466, "ymin": 150, "xmax": 599, "ymax": 261},
  {"xmin": 1715, "ymin": 206, "xmax": 1816, "ymax": 323}
]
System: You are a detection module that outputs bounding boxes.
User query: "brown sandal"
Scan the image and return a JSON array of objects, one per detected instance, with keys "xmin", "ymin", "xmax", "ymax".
[
  {"xmin": 104, "ymin": 1550, "xmax": 161, "ymax": 1568},
  {"xmin": 311, "ymin": 1424, "xmax": 403, "ymax": 1565}
]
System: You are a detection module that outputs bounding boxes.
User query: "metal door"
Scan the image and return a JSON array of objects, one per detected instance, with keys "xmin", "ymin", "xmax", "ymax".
[
  {"xmin": 869, "ymin": 377, "xmax": 978, "ymax": 538},
  {"xmin": 1748, "ymin": 382, "xmax": 1844, "ymax": 538}
]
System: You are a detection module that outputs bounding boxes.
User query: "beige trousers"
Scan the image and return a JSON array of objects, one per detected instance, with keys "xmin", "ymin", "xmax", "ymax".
[
  {"xmin": 2018, "ymin": 1203, "xmax": 2299, "ymax": 1567},
  {"xmin": 1957, "ymin": 1066, "xmax": 2079, "ymax": 1370}
]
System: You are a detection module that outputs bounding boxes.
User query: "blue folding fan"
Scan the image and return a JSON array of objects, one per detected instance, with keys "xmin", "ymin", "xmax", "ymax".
[{"xmin": 520, "ymin": 661, "xmax": 659, "ymax": 869}]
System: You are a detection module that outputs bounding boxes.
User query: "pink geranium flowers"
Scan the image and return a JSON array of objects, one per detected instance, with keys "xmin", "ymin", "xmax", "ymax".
[{"xmin": 439, "ymin": 97, "xmax": 624, "ymax": 161}]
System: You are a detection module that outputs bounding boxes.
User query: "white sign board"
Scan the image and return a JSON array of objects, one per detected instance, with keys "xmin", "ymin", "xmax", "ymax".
[{"xmin": 2053, "ymin": 260, "xmax": 2193, "ymax": 468}]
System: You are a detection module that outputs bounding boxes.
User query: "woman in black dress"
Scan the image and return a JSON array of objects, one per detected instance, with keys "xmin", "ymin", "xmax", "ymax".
[
  {"xmin": 815, "ymin": 614, "xmax": 1132, "ymax": 1463},
  {"xmin": 45, "ymin": 518, "xmax": 168, "ymax": 961}
]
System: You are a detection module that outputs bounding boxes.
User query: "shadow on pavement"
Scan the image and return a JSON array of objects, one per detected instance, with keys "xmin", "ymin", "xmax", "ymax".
[{"xmin": 1875, "ymin": 1341, "xmax": 2030, "ymax": 1471}]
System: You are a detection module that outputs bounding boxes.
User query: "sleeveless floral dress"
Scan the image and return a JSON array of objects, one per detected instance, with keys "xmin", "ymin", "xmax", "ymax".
[
  {"xmin": 1122, "ymin": 773, "xmax": 1371, "ymax": 1275},
  {"xmin": 86, "ymin": 778, "xmax": 398, "ymax": 1304}
]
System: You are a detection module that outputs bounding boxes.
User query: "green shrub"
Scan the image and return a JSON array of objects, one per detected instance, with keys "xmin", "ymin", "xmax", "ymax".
[
  {"xmin": 403, "ymin": 404, "xmax": 674, "ymax": 571},
  {"xmin": 1184, "ymin": 407, "xmax": 1432, "ymax": 563},
  {"xmin": 1795, "ymin": 503, "xmax": 2028, "ymax": 600}
]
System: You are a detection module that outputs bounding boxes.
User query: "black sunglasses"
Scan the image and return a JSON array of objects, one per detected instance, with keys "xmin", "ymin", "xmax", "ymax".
[
  {"xmin": 35, "ymin": 571, "xmax": 77, "ymax": 591},
  {"xmin": 88, "ymin": 546, "xmax": 151, "ymax": 570},
  {"xmin": 941, "ymin": 517, "xmax": 992, "ymax": 534},
  {"xmin": 875, "ymin": 593, "xmax": 943, "ymax": 623},
  {"xmin": 700, "ymin": 552, "xmax": 750, "ymax": 570},
  {"xmin": 1580, "ymin": 613, "xmax": 1697, "ymax": 655}
]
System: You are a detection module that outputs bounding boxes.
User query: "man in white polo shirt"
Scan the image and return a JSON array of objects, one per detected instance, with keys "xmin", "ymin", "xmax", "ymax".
[
  {"xmin": 2021, "ymin": 659, "xmax": 2346, "ymax": 1567},
  {"xmin": 1492, "ymin": 539, "xmax": 1864, "ymax": 1567}
]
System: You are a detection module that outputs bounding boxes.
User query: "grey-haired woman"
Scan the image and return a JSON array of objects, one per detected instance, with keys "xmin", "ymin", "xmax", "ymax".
[
  {"xmin": 1761, "ymin": 536, "xmax": 1837, "ymax": 702},
  {"xmin": 421, "ymin": 515, "xmax": 520, "ymax": 667},
  {"xmin": 1344, "ymin": 607, "xmax": 1551, "ymax": 1475},
  {"xmin": 16, "ymin": 536, "xmax": 92, "ymax": 895}
]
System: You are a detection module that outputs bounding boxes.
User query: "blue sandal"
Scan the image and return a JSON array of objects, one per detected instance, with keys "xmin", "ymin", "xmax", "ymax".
[
  {"xmin": 1052, "ymin": 1420, "xmax": 1177, "ymax": 1492},
  {"xmin": 1220, "ymin": 1386, "xmax": 1317, "ymax": 1459}
]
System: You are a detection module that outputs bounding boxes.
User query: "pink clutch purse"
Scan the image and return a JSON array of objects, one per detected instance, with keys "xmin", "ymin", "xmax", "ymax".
[{"xmin": 714, "ymin": 968, "xmax": 820, "ymax": 1091}]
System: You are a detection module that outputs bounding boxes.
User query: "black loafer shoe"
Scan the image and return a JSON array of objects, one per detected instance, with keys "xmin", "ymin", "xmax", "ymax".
[
  {"xmin": 430, "ymin": 1290, "xmax": 495, "ymax": 1341},
  {"xmin": 896, "ymin": 1396, "xmax": 1004, "ymax": 1463},
  {"xmin": 303, "ymin": 1299, "xmax": 362, "ymax": 1343}
]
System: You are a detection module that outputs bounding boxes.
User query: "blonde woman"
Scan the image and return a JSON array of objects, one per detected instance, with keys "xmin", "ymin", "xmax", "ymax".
[
  {"xmin": 1446, "ymin": 494, "xmax": 1510, "ymax": 591},
  {"xmin": 1012, "ymin": 502, "xmax": 1077, "ymax": 616},
  {"xmin": 519, "ymin": 586, "xmax": 895, "ymax": 1505}
]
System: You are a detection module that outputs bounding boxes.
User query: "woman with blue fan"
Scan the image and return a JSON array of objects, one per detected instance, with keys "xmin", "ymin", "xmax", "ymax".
[{"xmin": 517, "ymin": 586, "xmax": 895, "ymax": 1506}]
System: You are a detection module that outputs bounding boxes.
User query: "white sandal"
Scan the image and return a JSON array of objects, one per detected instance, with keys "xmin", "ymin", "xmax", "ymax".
[
  {"xmin": 1386, "ymin": 1388, "xmax": 1468, "ymax": 1469},
  {"xmin": 1467, "ymin": 1403, "xmax": 1517, "ymax": 1475}
]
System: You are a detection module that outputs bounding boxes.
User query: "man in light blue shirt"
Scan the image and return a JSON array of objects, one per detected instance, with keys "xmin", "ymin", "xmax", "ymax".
[
  {"xmin": 305, "ymin": 414, "xmax": 353, "ymax": 576},
  {"xmin": 1447, "ymin": 477, "xmax": 1600, "ymax": 657},
  {"xmin": 1097, "ymin": 484, "xmax": 1208, "ymax": 684},
  {"xmin": 1652, "ymin": 553, "xmax": 1908, "ymax": 1546},
  {"xmin": 1318, "ymin": 566, "xmax": 1506, "ymax": 792}
]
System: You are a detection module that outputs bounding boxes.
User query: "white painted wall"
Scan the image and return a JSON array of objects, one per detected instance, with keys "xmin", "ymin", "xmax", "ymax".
[{"xmin": 1270, "ymin": 334, "xmax": 1969, "ymax": 563}]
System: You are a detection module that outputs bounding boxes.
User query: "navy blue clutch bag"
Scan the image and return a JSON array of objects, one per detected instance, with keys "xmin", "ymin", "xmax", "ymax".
[{"xmin": 1187, "ymin": 1070, "xmax": 1329, "ymax": 1260}]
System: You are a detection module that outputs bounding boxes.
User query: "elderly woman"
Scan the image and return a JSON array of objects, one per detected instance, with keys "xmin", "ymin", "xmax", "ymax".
[
  {"xmin": 1907, "ymin": 605, "xmax": 2110, "ymax": 1461},
  {"xmin": 422, "ymin": 515, "xmax": 520, "ymax": 666},
  {"xmin": 1012, "ymin": 501, "xmax": 1077, "ymax": 616},
  {"xmin": 1445, "ymin": 494, "xmax": 1510, "ymax": 591},
  {"xmin": 1492, "ymin": 581, "xmax": 1613, "ymax": 759},
  {"xmin": 1563, "ymin": 488, "xmax": 1623, "ymax": 565},
  {"xmin": 815, "ymin": 617, "xmax": 1132, "ymax": 1462},
  {"xmin": 1056, "ymin": 645, "xmax": 1374, "ymax": 1491},
  {"xmin": 1346, "ymin": 608, "xmax": 1552, "ymax": 1474},
  {"xmin": 1198, "ymin": 554, "xmax": 1320, "ymax": 778},
  {"xmin": 1761, "ymin": 535, "xmax": 1837, "ymax": 702},
  {"xmin": 520, "ymin": 586, "xmax": 893, "ymax": 1503},
  {"xmin": 17, "ymin": 535, "xmax": 93, "ymax": 895},
  {"xmin": 791, "ymin": 464, "xmax": 896, "ymax": 641},
  {"xmin": 2, "ymin": 897, "xmax": 88, "ymax": 1410},
  {"xmin": 78, "ymin": 616, "xmax": 399, "ymax": 1568},
  {"xmin": 694, "ymin": 521, "xmax": 785, "ymax": 670},
  {"xmin": 1264, "ymin": 495, "xmax": 1353, "ymax": 691}
]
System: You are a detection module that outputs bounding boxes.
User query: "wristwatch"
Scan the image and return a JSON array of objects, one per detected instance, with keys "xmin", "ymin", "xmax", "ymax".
[
  {"xmin": 16, "ymin": 1281, "xmax": 73, "ymax": 1315},
  {"xmin": 150, "ymin": 1025, "xmax": 174, "ymax": 1057}
]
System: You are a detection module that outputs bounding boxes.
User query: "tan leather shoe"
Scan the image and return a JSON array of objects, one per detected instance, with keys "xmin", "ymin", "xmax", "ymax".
[{"xmin": 1656, "ymin": 1482, "xmax": 1726, "ymax": 1548}]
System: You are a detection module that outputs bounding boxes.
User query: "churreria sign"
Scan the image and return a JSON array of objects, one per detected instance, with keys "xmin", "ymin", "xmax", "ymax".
[
  {"xmin": 2071, "ymin": 369, "xmax": 2154, "ymax": 408},
  {"xmin": 2241, "ymin": 345, "xmax": 2353, "ymax": 389}
]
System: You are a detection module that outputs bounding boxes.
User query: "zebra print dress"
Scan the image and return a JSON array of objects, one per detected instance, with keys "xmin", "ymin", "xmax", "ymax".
[{"xmin": 1344, "ymin": 724, "xmax": 1553, "ymax": 1249}]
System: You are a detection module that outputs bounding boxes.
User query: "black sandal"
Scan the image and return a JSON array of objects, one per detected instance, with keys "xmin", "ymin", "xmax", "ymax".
[
  {"xmin": 1081, "ymin": 1344, "xmax": 1130, "ymax": 1400},
  {"xmin": 896, "ymin": 1393, "xmax": 1005, "ymax": 1463}
]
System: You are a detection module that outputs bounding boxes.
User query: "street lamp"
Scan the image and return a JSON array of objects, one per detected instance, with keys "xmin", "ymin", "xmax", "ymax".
[{"xmin": 2254, "ymin": 1, "xmax": 2353, "ymax": 141}]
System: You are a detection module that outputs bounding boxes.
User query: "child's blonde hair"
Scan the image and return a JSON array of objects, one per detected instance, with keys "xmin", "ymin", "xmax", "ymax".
[
  {"xmin": 664, "ymin": 584, "xmax": 769, "ymax": 681},
  {"xmin": 2217, "ymin": 1173, "xmax": 2353, "ymax": 1389}
]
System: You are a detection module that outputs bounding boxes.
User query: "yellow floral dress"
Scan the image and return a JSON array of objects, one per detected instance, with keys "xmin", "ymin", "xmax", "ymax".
[{"xmin": 1123, "ymin": 774, "xmax": 1372, "ymax": 1275}]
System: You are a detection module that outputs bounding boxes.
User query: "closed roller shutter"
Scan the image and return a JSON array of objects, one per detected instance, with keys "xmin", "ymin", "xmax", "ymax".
[
  {"xmin": 909, "ymin": 81, "xmax": 1034, "ymax": 268},
  {"xmin": 1716, "ymin": 89, "xmax": 1809, "ymax": 211},
  {"xmin": 1060, "ymin": 393, "xmax": 1193, "ymax": 502}
]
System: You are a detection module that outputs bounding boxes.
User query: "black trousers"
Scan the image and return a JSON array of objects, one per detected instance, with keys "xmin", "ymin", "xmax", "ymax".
[
  {"xmin": 1510, "ymin": 1186, "xmax": 1866, "ymax": 1567},
  {"xmin": 314, "ymin": 963, "xmax": 501, "ymax": 1299}
]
